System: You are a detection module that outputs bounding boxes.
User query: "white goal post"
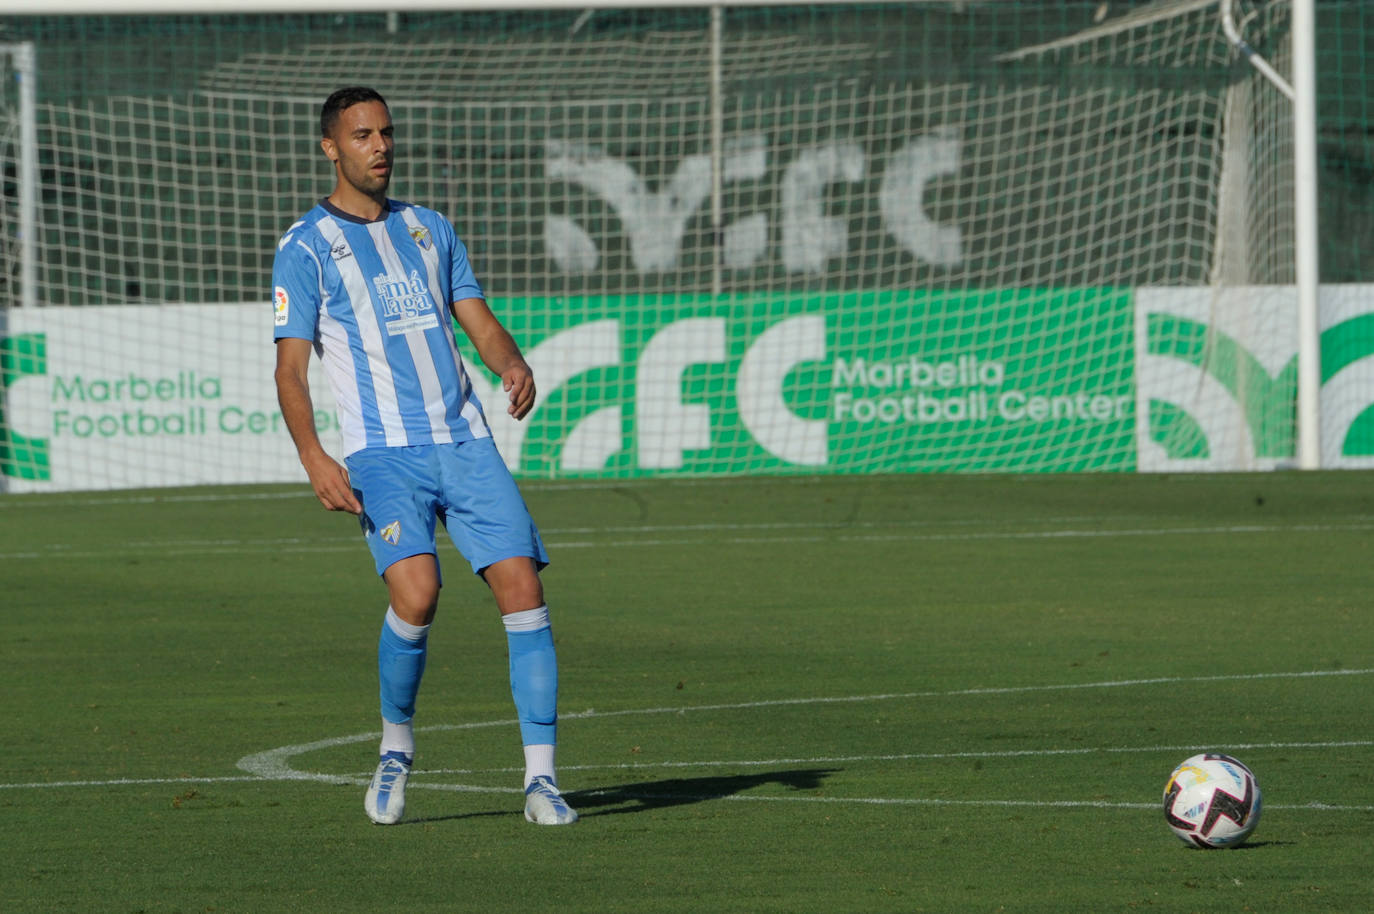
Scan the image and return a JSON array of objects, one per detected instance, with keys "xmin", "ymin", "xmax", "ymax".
[
  {"xmin": 0, "ymin": 42, "xmax": 36, "ymax": 311},
  {"xmin": 1221, "ymin": 0, "xmax": 1319, "ymax": 466}
]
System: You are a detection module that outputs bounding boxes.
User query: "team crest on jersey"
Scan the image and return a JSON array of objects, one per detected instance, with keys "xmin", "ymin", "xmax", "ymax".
[
  {"xmin": 273, "ymin": 286, "xmax": 289, "ymax": 325},
  {"xmin": 408, "ymin": 225, "xmax": 432, "ymax": 251},
  {"xmin": 380, "ymin": 520, "xmax": 402, "ymax": 546}
]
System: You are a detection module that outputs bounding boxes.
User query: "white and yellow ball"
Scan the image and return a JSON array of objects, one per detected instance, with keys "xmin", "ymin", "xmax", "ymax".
[{"xmin": 1163, "ymin": 753, "xmax": 1262, "ymax": 849}]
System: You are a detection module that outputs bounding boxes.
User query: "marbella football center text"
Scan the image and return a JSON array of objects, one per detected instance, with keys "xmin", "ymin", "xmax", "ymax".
[{"xmin": 831, "ymin": 356, "xmax": 1132, "ymax": 425}]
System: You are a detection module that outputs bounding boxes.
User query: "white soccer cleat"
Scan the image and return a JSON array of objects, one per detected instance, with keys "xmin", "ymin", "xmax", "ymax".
[
  {"xmin": 364, "ymin": 752, "xmax": 412, "ymax": 825},
  {"xmin": 523, "ymin": 775, "xmax": 579, "ymax": 825}
]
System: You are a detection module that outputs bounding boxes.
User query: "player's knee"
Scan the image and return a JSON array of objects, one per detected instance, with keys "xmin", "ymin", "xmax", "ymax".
[
  {"xmin": 390, "ymin": 591, "xmax": 439, "ymax": 625},
  {"xmin": 384, "ymin": 555, "xmax": 441, "ymax": 623},
  {"xmin": 482, "ymin": 557, "xmax": 544, "ymax": 614},
  {"xmin": 494, "ymin": 580, "xmax": 544, "ymax": 614}
]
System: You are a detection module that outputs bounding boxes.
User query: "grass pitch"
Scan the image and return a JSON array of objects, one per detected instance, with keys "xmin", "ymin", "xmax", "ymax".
[{"xmin": 2, "ymin": 472, "xmax": 1372, "ymax": 912}]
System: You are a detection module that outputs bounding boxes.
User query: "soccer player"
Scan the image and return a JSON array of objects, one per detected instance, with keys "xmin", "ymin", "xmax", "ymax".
[{"xmin": 271, "ymin": 86, "xmax": 577, "ymax": 827}]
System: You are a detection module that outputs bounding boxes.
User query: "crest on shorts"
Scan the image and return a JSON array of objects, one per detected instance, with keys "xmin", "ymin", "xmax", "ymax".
[
  {"xmin": 408, "ymin": 225, "xmax": 432, "ymax": 251},
  {"xmin": 380, "ymin": 520, "xmax": 402, "ymax": 546}
]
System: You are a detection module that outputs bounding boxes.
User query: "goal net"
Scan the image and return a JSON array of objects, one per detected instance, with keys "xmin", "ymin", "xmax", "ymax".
[{"xmin": 0, "ymin": 1, "xmax": 1333, "ymax": 490}]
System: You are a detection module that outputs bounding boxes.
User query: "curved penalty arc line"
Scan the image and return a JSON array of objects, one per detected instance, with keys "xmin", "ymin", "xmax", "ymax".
[{"xmin": 234, "ymin": 668, "xmax": 1374, "ymax": 795}]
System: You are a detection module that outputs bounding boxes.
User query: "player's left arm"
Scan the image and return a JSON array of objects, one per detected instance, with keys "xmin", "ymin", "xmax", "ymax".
[{"xmin": 451, "ymin": 296, "xmax": 535, "ymax": 420}]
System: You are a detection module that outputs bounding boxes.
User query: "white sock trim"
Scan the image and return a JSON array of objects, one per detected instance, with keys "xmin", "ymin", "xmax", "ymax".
[
  {"xmin": 523, "ymin": 743, "xmax": 556, "ymax": 788},
  {"xmin": 381, "ymin": 719, "xmax": 415, "ymax": 759},
  {"xmin": 385, "ymin": 606, "xmax": 430, "ymax": 642},
  {"xmin": 502, "ymin": 604, "xmax": 550, "ymax": 633}
]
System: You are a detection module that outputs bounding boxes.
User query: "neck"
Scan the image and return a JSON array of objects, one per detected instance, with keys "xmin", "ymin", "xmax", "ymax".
[{"xmin": 327, "ymin": 185, "xmax": 387, "ymax": 222}]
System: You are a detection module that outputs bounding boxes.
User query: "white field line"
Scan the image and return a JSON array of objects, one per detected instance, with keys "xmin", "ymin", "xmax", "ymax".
[
  {"xmin": 10, "ymin": 739, "xmax": 1373, "ymax": 812},
  {"xmin": 412, "ymin": 738, "xmax": 1374, "ymax": 811},
  {"xmin": 138, "ymin": 670, "xmax": 1374, "ymax": 809},
  {"xmin": 421, "ymin": 739, "xmax": 1374, "ymax": 778},
  {"xmin": 230, "ymin": 667, "xmax": 1374, "ymax": 787},
  {"xmin": 0, "ymin": 480, "xmax": 633, "ymax": 509},
  {"xmin": 0, "ymin": 475, "xmax": 831, "ymax": 510},
  {"xmin": 8, "ymin": 471, "xmax": 1315, "ymax": 512},
  {"xmin": 0, "ymin": 516, "xmax": 1105, "ymax": 556},
  {"xmin": 690, "ymin": 795, "xmax": 1374, "ymax": 811},
  {"xmin": 5, "ymin": 668, "xmax": 1371, "ymax": 812},
  {"xmin": 0, "ymin": 490, "xmax": 315, "ymax": 508},
  {"xmin": 5, "ymin": 520, "xmax": 1374, "ymax": 561}
]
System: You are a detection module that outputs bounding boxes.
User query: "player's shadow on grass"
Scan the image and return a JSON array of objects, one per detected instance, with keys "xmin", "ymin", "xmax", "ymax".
[
  {"xmin": 397, "ymin": 768, "xmax": 838, "ymax": 825},
  {"xmin": 567, "ymin": 767, "xmax": 840, "ymax": 817}
]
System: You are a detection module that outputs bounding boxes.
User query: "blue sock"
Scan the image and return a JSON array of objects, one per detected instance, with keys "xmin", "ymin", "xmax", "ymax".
[
  {"xmin": 504, "ymin": 606, "xmax": 558, "ymax": 746},
  {"xmin": 378, "ymin": 607, "xmax": 429, "ymax": 732}
]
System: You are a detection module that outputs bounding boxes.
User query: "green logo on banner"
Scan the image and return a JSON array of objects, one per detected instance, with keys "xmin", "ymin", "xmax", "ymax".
[
  {"xmin": 1320, "ymin": 312, "xmax": 1374, "ymax": 457},
  {"xmin": 1140, "ymin": 292, "xmax": 1374, "ymax": 468},
  {"xmin": 1146, "ymin": 314, "xmax": 1297, "ymax": 461},
  {"xmin": 1, "ymin": 333, "xmax": 51, "ymax": 481}
]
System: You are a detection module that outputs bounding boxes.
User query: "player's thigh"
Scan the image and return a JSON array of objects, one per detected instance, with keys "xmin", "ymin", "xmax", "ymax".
[
  {"xmin": 435, "ymin": 437, "xmax": 550, "ymax": 575},
  {"xmin": 345, "ymin": 446, "xmax": 443, "ymax": 579}
]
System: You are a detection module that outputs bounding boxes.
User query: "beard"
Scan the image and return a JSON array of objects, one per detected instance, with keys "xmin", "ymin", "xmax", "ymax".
[{"xmin": 343, "ymin": 157, "xmax": 391, "ymax": 198}]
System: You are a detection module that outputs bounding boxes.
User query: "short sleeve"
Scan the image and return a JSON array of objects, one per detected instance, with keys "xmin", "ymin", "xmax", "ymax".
[
  {"xmin": 444, "ymin": 219, "xmax": 485, "ymax": 303},
  {"xmin": 272, "ymin": 224, "xmax": 323, "ymax": 341}
]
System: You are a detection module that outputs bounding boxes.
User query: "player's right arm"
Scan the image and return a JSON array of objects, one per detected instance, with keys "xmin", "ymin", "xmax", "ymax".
[
  {"xmin": 272, "ymin": 222, "xmax": 362, "ymax": 514},
  {"xmin": 274, "ymin": 338, "xmax": 361, "ymax": 514}
]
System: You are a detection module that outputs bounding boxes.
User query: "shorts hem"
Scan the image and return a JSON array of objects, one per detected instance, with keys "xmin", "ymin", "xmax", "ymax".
[
  {"xmin": 470, "ymin": 550, "xmax": 550, "ymax": 576},
  {"xmin": 376, "ymin": 548, "xmax": 439, "ymax": 579}
]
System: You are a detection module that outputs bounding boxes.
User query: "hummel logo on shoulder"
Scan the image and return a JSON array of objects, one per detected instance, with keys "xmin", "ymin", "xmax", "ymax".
[
  {"xmin": 330, "ymin": 242, "xmax": 352, "ymax": 261},
  {"xmin": 277, "ymin": 220, "xmax": 305, "ymax": 251}
]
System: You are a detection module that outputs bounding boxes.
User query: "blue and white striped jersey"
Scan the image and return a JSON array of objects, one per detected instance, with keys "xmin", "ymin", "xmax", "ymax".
[{"xmin": 272, "ymin": 199, "xmax": 491, "ymax": 456}]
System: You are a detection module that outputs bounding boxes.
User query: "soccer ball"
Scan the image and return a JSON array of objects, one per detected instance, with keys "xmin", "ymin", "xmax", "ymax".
[{"xmin": 1163, "ymin": 753, "xmax": 1262, "ymax": 848}]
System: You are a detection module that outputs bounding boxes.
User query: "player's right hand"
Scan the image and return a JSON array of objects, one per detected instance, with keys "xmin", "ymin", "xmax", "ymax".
[{"xmin": 304, "ymin": 453, "xmax": 363, "ymax": 514}]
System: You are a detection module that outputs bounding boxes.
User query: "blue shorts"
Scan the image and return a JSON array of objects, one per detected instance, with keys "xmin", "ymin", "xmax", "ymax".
[{"xmin": 345, "ymin": 438, "xmax": 549, "ymax": 579}]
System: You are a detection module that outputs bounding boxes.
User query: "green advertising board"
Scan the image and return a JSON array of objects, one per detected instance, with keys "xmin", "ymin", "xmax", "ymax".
[{"xmin": 462, "ymin": 288, "xmax": 1136, "ymax": 478}]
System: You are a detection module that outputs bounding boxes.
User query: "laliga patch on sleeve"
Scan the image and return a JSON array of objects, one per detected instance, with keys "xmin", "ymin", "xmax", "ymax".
[{"xmin": 274, "ymin": 287, "xmax": 290, "ymax": 325}]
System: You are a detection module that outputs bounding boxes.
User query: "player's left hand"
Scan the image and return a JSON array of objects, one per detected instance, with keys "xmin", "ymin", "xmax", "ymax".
[{"xmin": 503, "ymin": 362, "xmax": 536, "ymax": 420}]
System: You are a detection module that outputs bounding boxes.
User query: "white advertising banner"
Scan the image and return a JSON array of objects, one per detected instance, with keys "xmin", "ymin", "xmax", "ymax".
[
  {"xmin": 3, "ymin": 304, "xmax": 340, "ymax": 492},
  {"xmin": 1135, "ymin": 284, "xmax": 1374, "ymax": 472}
]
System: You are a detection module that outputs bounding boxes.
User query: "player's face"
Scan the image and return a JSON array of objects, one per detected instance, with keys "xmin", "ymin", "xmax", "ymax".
[{"xmin": 323, "ymin": 100, "xmax": 395, "ymax": 199}]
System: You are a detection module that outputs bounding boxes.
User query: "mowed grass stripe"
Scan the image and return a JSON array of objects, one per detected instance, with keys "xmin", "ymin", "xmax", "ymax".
[{"xmin": 4, "ymin": 520, "xmax": 1374, "ymax": 560}]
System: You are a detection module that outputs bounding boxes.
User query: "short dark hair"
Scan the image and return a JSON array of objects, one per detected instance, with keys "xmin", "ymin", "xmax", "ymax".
[{"xmin": 321, "ymin": 87, "xmax": 388, "ymax": 138}]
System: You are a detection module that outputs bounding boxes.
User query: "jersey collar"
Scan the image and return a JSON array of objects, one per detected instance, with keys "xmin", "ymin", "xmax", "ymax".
[{"xmin": 320, "ymin": 197, "xmax": 393, "ymax": 225}]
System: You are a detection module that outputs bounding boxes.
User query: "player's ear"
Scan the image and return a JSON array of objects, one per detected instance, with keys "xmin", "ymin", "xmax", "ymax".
[{"xmin": 320, "ymin": 136, "xmax": 338, "ymax": 163}]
